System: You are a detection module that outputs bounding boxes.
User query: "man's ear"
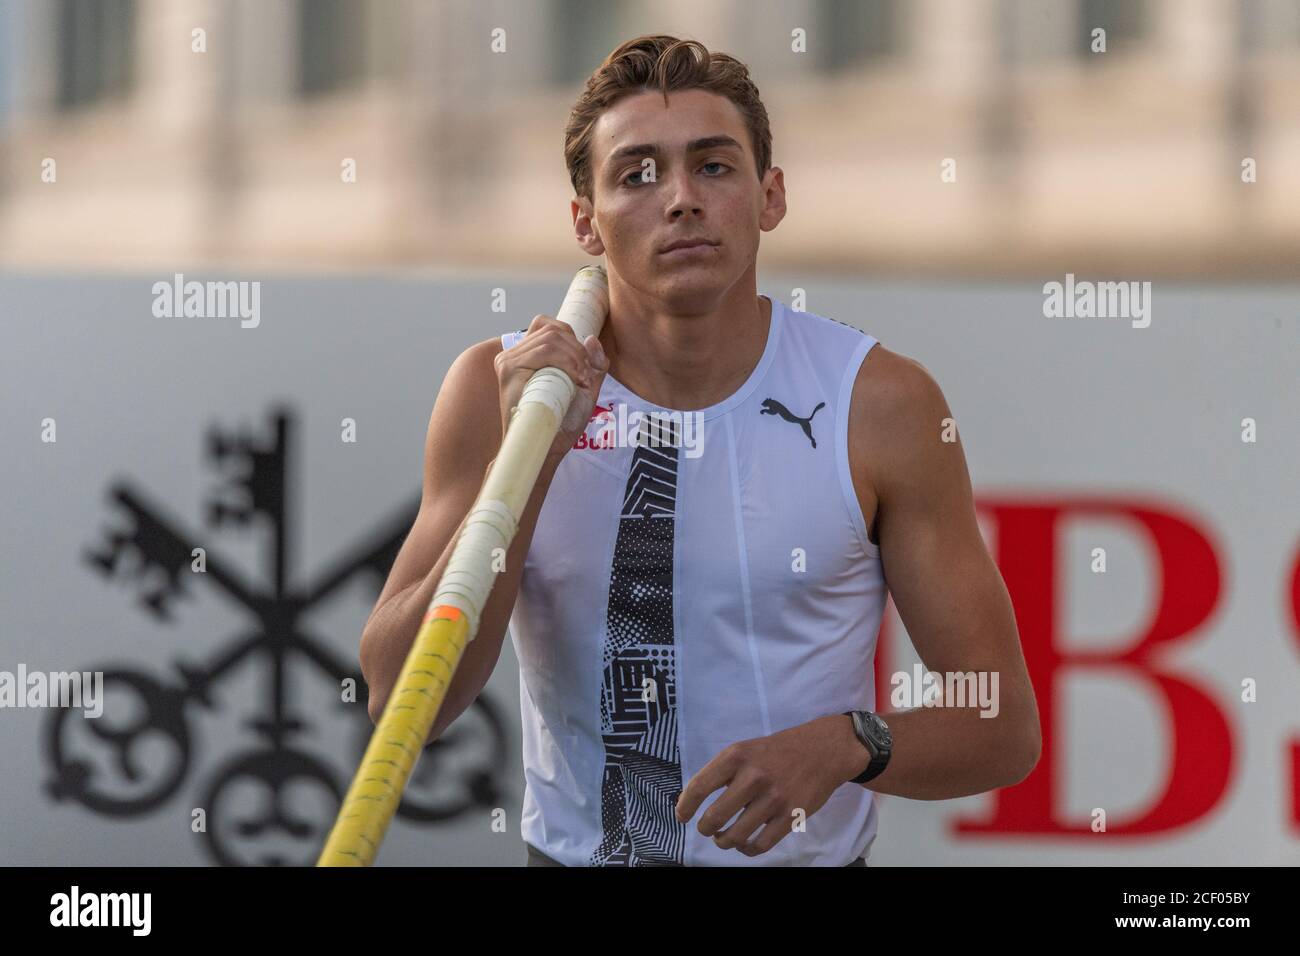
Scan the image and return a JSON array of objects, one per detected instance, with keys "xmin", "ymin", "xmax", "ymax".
[
  {"xmin": 572, "ymin": 195, "xmax": 606, "ymax": 256},
  {"xmin": 759, "ymin": 166, "xmax": 787, "ymax": 233}
]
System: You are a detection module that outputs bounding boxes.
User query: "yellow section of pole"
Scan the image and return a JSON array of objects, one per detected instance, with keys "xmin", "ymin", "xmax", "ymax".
[
  {"xmin": 317, "ymin": 606, "xmax": 469, "ymax": 866},
  {"xmin": 317, "ymin": 264, "xmax": 609, "ymax": 866}
]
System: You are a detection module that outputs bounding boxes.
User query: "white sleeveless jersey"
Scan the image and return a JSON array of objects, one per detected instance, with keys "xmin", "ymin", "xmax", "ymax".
[{"xmin": 499, "ymin": 294, "xmax": 888, "ymax": 866}]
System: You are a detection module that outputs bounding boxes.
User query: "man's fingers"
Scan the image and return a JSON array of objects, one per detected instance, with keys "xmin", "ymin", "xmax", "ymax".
[
  {"xmin": 510, "ymin": 323, "xmax": 595, "ymax": 388},
  {"xmin": 711, "ymin": 792, "xmax": 781, "ymax": 850},
  {"xmin": 676, "ymin": 745, "xmax": 742, "ymax": 824},
  {"xmin": 737, "ymin": 818, "xmax": 793, "ymax": 857},
  {"xmin": 516, "ymin": 315, "xmax": 608, "ymax": 389},
  {"xmin": 695, "ymin": 778, "xmax": 763, "ymax": 838},
  {"xmin": 583, "ymin": 334, "xmax": 610, "ymax": 371}
]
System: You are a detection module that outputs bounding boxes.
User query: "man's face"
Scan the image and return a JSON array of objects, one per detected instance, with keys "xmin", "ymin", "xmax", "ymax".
[{"xmin": 573, "ymin": 88, "xmax": 785, "ymax": 311}]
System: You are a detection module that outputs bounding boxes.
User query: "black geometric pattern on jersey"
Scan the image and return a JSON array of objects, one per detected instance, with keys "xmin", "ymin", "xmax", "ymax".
[
  {"xmin": 759, "ymin": 397, "xmax": 826, "ymax": 449},
  {"xmin": 589, "ymin": 417, "xmax": 685, "ymax": 866}
]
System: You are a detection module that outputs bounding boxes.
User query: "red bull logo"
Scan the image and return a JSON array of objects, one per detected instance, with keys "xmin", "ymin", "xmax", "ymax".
[
  {"xmin": 573, "ymin": 403, "xmax": 616, "ymax": 450},
  {"xmin": 572, "ymin": 402, "xmax": 705, "ymax": 457}
]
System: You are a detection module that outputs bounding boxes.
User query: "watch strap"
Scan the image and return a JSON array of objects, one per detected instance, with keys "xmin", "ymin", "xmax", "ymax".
[{"xmin": 844, "ymin": 710, "xmax": 892, "ymax": 784}]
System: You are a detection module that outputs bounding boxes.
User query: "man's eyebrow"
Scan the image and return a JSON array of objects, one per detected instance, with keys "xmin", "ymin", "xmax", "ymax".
[{"xmin": 605, "ymin": 135, "xmax": 743, "ymax": 168}]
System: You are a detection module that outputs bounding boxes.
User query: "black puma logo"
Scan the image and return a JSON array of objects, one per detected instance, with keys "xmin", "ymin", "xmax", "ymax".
[{"xmin": 759, "ymin": 398, "xmax": 825, "ymax": 448}]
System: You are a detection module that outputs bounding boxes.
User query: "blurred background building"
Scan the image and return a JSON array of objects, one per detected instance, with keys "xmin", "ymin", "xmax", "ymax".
[{"xmin": 1, "ymin": 0, "xmax": 1298, "ymax": 277}]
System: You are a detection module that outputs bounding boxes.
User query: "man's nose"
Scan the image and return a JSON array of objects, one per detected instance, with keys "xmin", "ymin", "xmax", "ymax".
[{"xmin": 665, "ymin": 170, "xmax": 704, "ymax": 216}]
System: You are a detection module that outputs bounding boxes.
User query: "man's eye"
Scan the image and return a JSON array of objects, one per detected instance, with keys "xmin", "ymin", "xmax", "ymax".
[{"xmin": 621, "ymin": 162, "xmax": 728, "ymax": 187}]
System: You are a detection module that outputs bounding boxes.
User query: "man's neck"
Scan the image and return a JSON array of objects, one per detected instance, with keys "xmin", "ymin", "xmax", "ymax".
[{"xmin": 600, "ymin": 288, "xmax": 772, "ymax": 412}]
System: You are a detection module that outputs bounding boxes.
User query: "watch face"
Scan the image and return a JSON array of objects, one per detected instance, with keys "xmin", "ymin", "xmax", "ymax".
[{"xmin": 863, "ymin": 713, "xmax": 891, "ymax": 749}]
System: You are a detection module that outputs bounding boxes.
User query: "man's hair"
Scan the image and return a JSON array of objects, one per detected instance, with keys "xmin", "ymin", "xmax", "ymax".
[{"xmin": 564, "ymin": 35, "xmax": 772, "ymax": 202}]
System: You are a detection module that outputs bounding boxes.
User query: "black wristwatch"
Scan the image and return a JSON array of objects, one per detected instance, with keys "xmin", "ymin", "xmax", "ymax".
[{"xmin": 843, "ymin": 710, "xmax": 892, "ymax": 784}]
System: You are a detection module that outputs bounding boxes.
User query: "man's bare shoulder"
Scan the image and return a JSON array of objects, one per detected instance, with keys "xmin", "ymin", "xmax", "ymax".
[
  {"xmin": 849, "ymin": 343, "xmax": 957, "ymax": 501},
  {"xmin": 419, "ymin": 335, "xmax": 507, "ymax": 488},
  {"xmin": 442, "ymin": 335, "xmax": 505, "ymax": 399},
  {"xmin": 432, "ymin": 336, "xmax": 505, "ymax": 417},
  {"xmin": 852, "ymin": 344, "xmax": 946, "ymax": 417},
  {"xmin": 466, "ymin": 334, "xmax": 506, "ymax": 364}
]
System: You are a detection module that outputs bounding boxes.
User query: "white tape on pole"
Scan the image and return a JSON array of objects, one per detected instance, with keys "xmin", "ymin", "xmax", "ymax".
[{"xmin": 431, "ymin": 264, "xmax": 610, "ymax": 639}]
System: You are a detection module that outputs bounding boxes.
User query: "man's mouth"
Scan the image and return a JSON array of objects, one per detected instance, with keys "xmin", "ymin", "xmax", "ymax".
[{"xmin": 659, "ymin": 239, "xmax": 719, "ymax": 255}]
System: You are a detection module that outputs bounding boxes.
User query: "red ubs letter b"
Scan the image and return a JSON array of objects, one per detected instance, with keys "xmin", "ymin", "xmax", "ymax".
[{"xmin": 958, "ymin": 499, "xmax": 1233, "ymax": 837}]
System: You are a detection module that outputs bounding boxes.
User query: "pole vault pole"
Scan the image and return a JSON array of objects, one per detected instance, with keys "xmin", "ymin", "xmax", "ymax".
[{"xmin": 318, "ymin": 264, "xmax": 610, "ymax": 866}]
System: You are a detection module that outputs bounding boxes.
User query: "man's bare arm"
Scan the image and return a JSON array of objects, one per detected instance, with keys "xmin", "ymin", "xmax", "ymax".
[
  {"xmin": 842, "ymin": 345, "xmax": 1042, "ymax": 799},
  {"xmin": 359, "ymin": 338, "xmax": 555, "ymax": 743},
  {"xmin": 360, "ymin": 314, "xmax": 609, "ymax": 744}
]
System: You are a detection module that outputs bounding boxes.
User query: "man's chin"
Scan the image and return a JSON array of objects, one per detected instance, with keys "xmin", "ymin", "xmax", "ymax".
[{"xmin": 654, "ymin": 276, "xmax": 732, "ymax": 313}]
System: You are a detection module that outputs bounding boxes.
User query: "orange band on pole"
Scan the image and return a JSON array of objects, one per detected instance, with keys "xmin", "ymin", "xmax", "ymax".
[{"xmin": 423, "ymin": 605, "xmax": 463, "ymax": 626}]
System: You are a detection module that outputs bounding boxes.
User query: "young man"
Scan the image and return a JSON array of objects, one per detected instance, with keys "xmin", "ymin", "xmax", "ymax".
[{"xmin": 361, "ymin": 35, "xmax": 1040, "ymax": 867}]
